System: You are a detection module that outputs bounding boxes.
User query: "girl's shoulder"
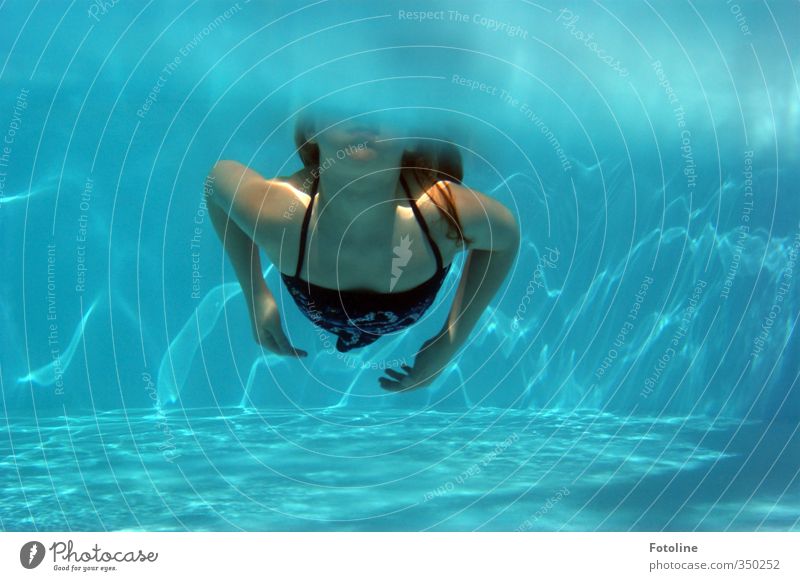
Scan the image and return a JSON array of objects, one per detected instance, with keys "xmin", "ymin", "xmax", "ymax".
[{"xmin": 276, "ymin": 167, "xmax": 316, "ymax": 194}]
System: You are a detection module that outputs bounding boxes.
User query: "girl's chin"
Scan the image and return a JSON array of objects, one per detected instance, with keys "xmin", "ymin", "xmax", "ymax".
[
  {"xmin": 325, "ymin": 139, "xmax": 402, "ymax": 162},
  {"xmin": 347, "ymin": 147, "xmax": 378, "ymax": 161}
]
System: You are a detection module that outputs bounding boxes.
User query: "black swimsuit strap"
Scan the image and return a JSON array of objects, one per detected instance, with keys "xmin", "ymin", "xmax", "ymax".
[
  {"xmin": 400, "ymin": 173, "xmax": 444, "ymax": 271},
  {"xmin": 294, "ymin": 175, "xmax": 318, "ymax": 278},
  {"xmin": 294, "ymin": 173, "xmax": 445, "ymax": 278}
]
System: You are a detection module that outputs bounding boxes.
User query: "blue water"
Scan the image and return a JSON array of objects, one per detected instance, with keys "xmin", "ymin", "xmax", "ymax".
[{"xmin": 1, "ymin": 1, "xmax": 798, "ymax": 531}]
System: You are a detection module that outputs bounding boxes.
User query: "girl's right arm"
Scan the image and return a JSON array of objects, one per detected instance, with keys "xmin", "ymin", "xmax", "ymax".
[{"xmin": 204, "ymin": 160, "xmax": 307, "ymax": 357}]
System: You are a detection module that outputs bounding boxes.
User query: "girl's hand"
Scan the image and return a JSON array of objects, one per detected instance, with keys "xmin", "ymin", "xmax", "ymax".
[
  {"xmin": 378, "ymin": 330, "xmax": 458, "ymax": 392},
  {"xmin": 249, "ymin": 292, "xmax": 308, "ymax": 358}
]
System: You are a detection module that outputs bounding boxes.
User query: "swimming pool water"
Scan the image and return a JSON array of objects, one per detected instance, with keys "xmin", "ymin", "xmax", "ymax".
[{"xmin": 2, "ymin": 1, "xmax": 798, "ymax": 531}]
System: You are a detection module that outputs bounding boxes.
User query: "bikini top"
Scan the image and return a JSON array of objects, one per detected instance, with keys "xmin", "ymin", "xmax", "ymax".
[{"xmin": 280, "ymin": 173, "xmax": 451, "ymax": 352}]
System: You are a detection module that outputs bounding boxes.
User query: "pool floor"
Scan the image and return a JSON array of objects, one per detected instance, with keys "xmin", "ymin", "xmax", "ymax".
[{"xmin": 1, "ymin": 407, "xmax": 797, "ymax": 531}]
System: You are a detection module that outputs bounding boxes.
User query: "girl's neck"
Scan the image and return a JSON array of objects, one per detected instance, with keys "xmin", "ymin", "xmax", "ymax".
[{"xmin": 315, "ymin": 164, "xmax": 404, "ymax": 228}]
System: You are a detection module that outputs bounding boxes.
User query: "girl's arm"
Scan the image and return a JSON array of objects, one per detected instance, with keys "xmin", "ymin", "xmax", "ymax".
[
  {"xmin": 204, "ymin": 161, "xmax": 307, "ymax": 356},
  {"xmin": 379, "ymin": 183, "xmax": 520, "ymax": 391},
  {"xmin": 205, "ymin": 161, "xmax": 273, "ymax": 307},
  {"xmin": 442, "ymin": 183, "xmax": 521, "ymax": 347}
]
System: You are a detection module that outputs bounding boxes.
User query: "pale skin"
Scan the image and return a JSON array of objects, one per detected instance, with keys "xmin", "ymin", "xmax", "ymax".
[{"xmin": 205, "ymin": 118, "xmax": 520, "ymax": 391}]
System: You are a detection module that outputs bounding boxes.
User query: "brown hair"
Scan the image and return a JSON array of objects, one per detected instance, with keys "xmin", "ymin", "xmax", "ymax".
[{"xmin": 294, "ymin": 116, "xmax": 472, "ymax": 247}]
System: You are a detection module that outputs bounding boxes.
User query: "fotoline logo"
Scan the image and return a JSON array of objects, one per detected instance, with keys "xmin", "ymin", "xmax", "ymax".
[{"xmin": 20, "ymin": 541, "xmax": 46, "ymax": 569}]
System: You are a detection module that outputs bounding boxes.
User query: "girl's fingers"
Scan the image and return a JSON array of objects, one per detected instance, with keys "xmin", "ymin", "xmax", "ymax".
[
  {"xmin": 258, "ymin": 334, "xmax": 281, "ymax": 354},
  {"xmin": 253, "ymin": 326, "xmax": 269, "ymax": 345},
  {"xmin": 383, "ymin": 368, "xmax": 408, "ymax": 380},
  {"xmin": 379, "ymin": 380, "xmax": 405, "ymax": 391},
  {"xmin": 273, "ymin": 329, "xmax": 307, "ymax": 358}
]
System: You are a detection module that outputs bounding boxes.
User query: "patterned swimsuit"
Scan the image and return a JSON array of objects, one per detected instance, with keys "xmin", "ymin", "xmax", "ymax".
[{"xmin": 280, "ymin": 174, "xmax": 451, "ymax": 352}]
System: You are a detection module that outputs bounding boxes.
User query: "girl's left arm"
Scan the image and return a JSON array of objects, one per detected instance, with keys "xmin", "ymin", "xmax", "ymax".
[
  {"xmin": 378, "ymin": 182, "xmax": 520, "ymax": 392},
  {"xmin": 441, "ymin": 183, "xmax": 521, "ymax": 348}
]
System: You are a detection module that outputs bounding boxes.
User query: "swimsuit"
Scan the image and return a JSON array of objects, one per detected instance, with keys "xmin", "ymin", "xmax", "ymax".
[{"xmin": 280, "ymin": 174, "xmax": 451, "ymax": 352}]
